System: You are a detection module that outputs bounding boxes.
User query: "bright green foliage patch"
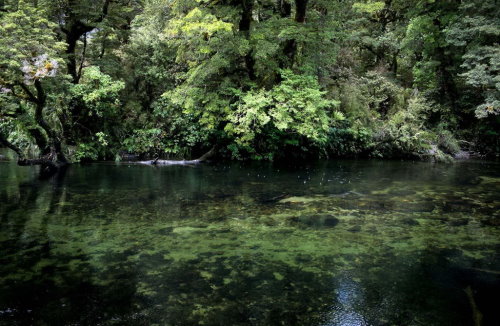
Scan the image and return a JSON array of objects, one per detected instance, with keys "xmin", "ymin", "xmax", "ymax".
[{"xmin": 228, "ymin": 70, "xmax": 339, "ymax": 147}]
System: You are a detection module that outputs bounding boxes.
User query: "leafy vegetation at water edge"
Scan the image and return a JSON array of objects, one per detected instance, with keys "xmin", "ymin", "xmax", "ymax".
[{"xmin": 0, "ymin": 0, "xmax": 499, "ymax": 162}]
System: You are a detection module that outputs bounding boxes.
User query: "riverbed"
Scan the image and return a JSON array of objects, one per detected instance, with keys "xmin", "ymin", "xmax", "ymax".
[{"xmin": 0, "ymin": 159, "xmax": 499, "ymax": 325}]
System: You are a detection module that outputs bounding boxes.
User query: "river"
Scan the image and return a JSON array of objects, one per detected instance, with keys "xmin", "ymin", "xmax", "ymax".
[{"xmin": 0, "ymin": 158, "xmax": 499, "ymax": 325}]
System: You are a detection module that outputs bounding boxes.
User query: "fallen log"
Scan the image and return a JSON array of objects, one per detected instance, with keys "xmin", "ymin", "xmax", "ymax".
[
  {"xmin": 139, "ymin": 159, "xmax": 201, "ymax": 166},
  {"xmin": 138, "ymin": 146, "xmax": 216, "ymax": 166}
]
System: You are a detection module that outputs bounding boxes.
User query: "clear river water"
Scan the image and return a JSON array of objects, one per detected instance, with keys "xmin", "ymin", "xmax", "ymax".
[{"xmin": 0, "ymin": 157, "xmax": 499, "ymax": 325}]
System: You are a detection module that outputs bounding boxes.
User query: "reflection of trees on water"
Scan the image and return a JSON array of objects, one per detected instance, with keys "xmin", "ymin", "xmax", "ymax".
[{"xmin": 0, "ymin": 165, "xmax": 140, "ymax": 324}]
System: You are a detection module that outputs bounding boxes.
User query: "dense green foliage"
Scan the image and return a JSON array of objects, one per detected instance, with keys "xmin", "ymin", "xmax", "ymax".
[{"xmin": 0, "ymin": 0, "xmax": 499, "ymax": 162}]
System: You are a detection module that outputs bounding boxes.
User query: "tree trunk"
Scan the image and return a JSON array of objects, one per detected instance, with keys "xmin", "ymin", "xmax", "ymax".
[
  {"xmin": 27, "ymin": 127, "xmax": 50, "ymax": 156},
  {"xmin": 282, "ymin": 0, "xmax": 308, "ymax": 67},
  {"xmin": 139, "ymin": 147, "xmax": 217, "ymax": 165},
  {"xmin": 295, "ymin": 0, "xmax": 308, "ymax": 23},
  {"xmin": 433, "ymin": 18, "xmax": 458, "ymax": 109},
  {"xmin": 34, "ymin": 80, "xmax": 68, "ymax": 164},
  {"xmin": 63, "ymin": 0, "xmax": 111, "ymax": 84},
  {"xmin": 0, "ymin": 131, "xmax": 62, "ymax": 175},
  {"xmin": 276, "ymin": 0, "xmax": 292, "ymax": 17},
  {"xmin": 240, "ymin": 0, "xmax": 256, "ymax": 80}
]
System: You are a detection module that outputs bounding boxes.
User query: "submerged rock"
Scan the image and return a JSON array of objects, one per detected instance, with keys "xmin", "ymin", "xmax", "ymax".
[
  {"xmin": 157, "ymin": 227, "xmax": 174, "ymax": 235},
  {"xmin": 260, "ymin": 193, "xmax": 290, "ymax": 204},
  {"xmin": 278, "ymin": 196, "xmax": 326, "ymax": 204},
  {"xmin": 289, "ymin": 214, "xmax": 340, "ymax": 228},
  {"xmin": 324, "ymin": 217, "xmax": 340, "ymax": 227},
  {"xmin": 480, "ymin": 217, "xmax": 500, "ymax": 227},
  {"xmin": 347, "ymin": 225, "xmax": 362, "ymax": 233},
  {"xmin": 448, "ymin": 218, "xmax": 470, "ymax": 227},
  {"xmin": 401, "ymin": 218, "xmax": 420, "ymax": 226},
  {"xmin": 329, "ymin": 191, "xmax": 364, "ymax": 199},
  {"xmin": 387, "ymin": 189, "xmax": 416, "ymax": 196}
]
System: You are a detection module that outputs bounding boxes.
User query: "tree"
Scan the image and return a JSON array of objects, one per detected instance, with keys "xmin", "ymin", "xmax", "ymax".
[
  {"xmin": 0, "ymin": 1, "xmax": 68, "ymax": 167},
  {"xmin": 446, "ymin": 0, "xmax": 500, "ymax": 119},
  {"xmin": 0, "ymin": 0, "xmax": 129, "ymax": 167}
]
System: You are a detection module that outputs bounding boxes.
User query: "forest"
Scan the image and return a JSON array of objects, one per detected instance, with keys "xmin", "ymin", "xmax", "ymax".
[
  {"xmin": 0, "ymin": 0, "xmax": 499, "ymax": 165},
  {"xmin": 1, "ymin": 2, "xmax": 500, "ymax": 324}
]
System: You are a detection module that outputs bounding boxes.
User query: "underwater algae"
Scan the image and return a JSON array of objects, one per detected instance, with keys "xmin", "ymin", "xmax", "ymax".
[{"xmin": 0, "ymin": 160, "xmax": 499, "ymax": 325}]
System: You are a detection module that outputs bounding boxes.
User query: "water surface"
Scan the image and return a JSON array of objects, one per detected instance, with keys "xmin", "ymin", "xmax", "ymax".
[{"xmin": 0, "ymin": 158, "xmax": 499, "ymax": 325}]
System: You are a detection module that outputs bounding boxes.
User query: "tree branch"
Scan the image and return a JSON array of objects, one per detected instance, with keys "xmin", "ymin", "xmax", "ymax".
[
  {"xmin": 97, "ymin": 0, "xmax": 112, "ymax": 24},
  {"xmin": 0, "ymin": 132, "xmax": 23, "ymax": 159},
  {"xmin": 17, "ymin": 83, "xmax": 39, "ymax": 104},
  {"xmin": 76, "ymin": 32, "xmax": 88, "ymax": 83}
]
